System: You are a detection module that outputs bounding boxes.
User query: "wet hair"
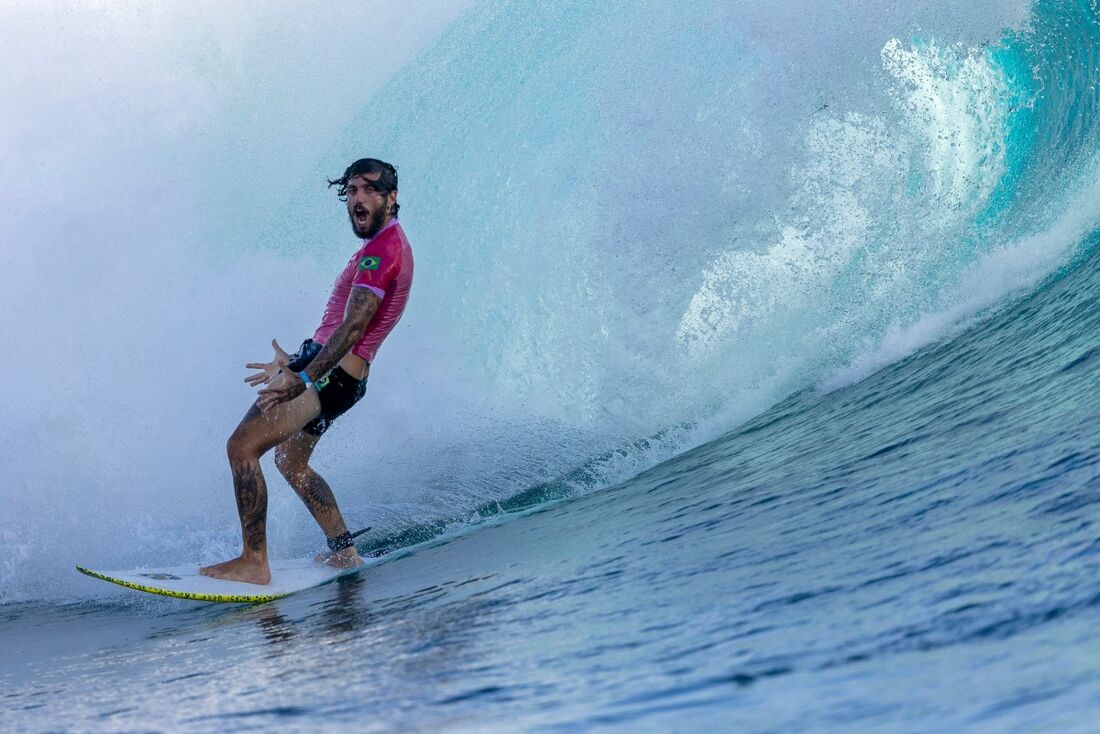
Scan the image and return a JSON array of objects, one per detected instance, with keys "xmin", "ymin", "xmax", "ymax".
[{"xmin": 328, "ymin": 158, "xmax": 400, "ymax": 217}]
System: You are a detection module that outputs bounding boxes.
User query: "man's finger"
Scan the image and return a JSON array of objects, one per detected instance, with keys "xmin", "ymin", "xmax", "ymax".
[
  {"xmin": 258, "ymin": 394, "xmax": 281, "ymax": 411},
  {"xmin": 245, "ymin": 362, "xmax": 265, "ymax": 369}
]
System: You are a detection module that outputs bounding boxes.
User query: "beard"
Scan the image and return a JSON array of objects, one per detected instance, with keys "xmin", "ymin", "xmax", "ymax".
[{"xmin": 349, "ymin": 205, "xmax": 388, "ymax": 239}]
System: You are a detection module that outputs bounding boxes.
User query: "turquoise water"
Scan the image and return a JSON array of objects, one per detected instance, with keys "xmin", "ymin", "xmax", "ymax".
[{"xmin": 3, "ymin": 0, "xmax": 1100, "ymax": 731}]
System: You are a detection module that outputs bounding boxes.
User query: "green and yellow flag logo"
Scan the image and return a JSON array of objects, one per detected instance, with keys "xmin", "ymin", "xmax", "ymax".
[{"xmin": 357, "ymin": 256, "xmax": 381, "ymax": 271}]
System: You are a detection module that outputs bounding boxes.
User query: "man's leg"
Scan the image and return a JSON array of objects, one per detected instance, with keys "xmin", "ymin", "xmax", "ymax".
[
  {"xmin": 199, "ymin": 389, "xmax": 322, "ymax": 584},
  {"xmin": 274, "ymin": 431, "xmax": 364, "ymax": 567}
]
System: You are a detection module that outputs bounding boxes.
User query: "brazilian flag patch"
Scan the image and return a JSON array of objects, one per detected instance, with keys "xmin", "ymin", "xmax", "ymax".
[{"xmin": 357, "ymin": 256, "xmax": 381, "ymax": 271}]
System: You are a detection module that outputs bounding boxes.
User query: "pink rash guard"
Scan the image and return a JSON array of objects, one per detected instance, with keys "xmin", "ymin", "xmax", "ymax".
[{"xmin": 312, "ymin": 218, "xmax": 414, "ymax": 363}]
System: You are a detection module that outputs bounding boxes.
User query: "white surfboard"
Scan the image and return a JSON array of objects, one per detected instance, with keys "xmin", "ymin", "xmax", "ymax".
[{"xmin": 76, "ymin": 556, "xmax": 364, "ymax": 604}]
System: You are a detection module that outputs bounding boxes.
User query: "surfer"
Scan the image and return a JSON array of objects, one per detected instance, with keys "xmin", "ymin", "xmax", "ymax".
[{"xmin": 200, "ymin": 158, "xmax": 413, "ymax": 585}]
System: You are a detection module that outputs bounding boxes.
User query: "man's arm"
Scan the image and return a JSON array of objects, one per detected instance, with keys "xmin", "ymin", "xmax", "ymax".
[
  {"xmin": 301, "ymin": 286, "xmax": 380, "ymax": 382},
  {"xmin": 256, "ymin": 287, "xmax": 380, "ymax": 410}
]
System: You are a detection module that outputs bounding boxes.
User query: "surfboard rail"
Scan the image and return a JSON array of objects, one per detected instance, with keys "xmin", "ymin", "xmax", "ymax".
[
  {"xmin": 75, "ymin": 556, "xmax": 364, "ymax": 604},
  {"xmin": 76, "ymin": 565, "xmax": 292, "ymax": 603}
]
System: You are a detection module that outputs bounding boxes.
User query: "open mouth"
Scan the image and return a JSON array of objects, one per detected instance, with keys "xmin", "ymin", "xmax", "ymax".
[{"xmin": 353, "ymin": 208, "xmax": 369, "ymax": 226}]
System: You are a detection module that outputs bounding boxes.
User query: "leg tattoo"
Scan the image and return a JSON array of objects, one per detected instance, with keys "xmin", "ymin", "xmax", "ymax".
[
  {"xmin": 286, "ymin": 468, "xmax": 348, "ymax": 538},
  {"xmin": 303, "ymin": 472, "xmax": 338, "ymax": 514},
  {"xmin": 232, "ymin": 461, "xmax": 268, "ymax": 554}
]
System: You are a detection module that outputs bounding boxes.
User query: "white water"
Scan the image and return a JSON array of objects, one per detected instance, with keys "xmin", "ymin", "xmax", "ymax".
[{"xmin": 0, "ymin": 1, "xmax": 479, "ymax": 602}]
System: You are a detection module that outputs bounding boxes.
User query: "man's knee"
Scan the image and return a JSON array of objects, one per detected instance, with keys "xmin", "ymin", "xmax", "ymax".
[
  {"xmin": 226, "ymin": 431, "xmax": 259, "ymax": 466},
  {"xmin": 274, "ymin": 445, "xmax": 308, "ymax": 481}
]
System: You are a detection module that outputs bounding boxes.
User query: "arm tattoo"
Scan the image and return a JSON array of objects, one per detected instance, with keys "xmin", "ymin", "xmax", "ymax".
[{"xmin": 303, "ymin": 287, "xmax": 380, "ymax": 381}]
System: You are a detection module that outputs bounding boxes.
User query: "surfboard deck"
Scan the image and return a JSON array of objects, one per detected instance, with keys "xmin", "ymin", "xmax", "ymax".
[{"xmin": 76, "ymin": 556, "xmax": 364, "ymax": 604}]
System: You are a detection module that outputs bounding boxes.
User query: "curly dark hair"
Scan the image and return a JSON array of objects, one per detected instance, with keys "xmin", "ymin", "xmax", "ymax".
[{"xmin": 328, "ymin": 158, "xmax": 400, "ymax": 216}]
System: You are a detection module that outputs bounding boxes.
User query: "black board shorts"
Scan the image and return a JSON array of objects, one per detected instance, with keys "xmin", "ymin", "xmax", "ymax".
[{"xmin": 287, "ymin": 339, "xmax": 368, "ymax": 437}]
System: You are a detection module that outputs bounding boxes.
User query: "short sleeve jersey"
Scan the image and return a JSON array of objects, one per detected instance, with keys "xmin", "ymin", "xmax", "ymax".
[{"xmin": 312, "ymin": 219, "xmax": 414, "ymax": 363}]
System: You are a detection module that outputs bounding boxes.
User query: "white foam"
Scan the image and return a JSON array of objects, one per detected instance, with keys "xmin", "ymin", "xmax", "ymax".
[
  {"xmin": 881, "ymin": 38, "xmax": 1010, "ymax": 222},
  {"xmin": 825, "ymin": 163, "xmax": 1100, "ymax": 390},
  {"xmin": 0, "ymin": 1, "xmax": 478, "ymax": 604},
  {"xmin": 677, "ymin": 39, "xmax": 1011, "ymax": 360}
]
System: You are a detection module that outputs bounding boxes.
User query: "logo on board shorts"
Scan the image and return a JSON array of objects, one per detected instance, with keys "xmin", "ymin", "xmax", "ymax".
[{"xmin": 357, "ymin": 256, "xmax": 381, "ymax": 271}]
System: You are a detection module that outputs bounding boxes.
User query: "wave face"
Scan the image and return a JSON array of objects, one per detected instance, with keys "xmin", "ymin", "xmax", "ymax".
[{"xmin": 2, "ymin": 0, "xmax": 1100, "ymax": 611}]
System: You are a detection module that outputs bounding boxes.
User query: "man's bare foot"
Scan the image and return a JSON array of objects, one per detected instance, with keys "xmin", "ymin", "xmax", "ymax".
[
  {"xmin": 313, "ymin": 547, "xmax": 365, "ymax": 569},
  {"xmin": 199, "ymin": 555, "xmax": 272, "ymax": 585}
]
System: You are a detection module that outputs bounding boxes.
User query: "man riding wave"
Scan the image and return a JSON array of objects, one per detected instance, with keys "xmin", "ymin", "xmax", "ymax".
[{"xmin": 200, "ymin": 158, "xmax": 413, "ymax": 585}]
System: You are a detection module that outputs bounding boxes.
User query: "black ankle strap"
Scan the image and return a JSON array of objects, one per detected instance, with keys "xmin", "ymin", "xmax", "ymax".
[
  {"xmin": 327, "ymin": 532, "xmax": 354, "ymax": 552},
  {"xmin": 326, "ymin": 526, "xmax": 372, "ymax": 553}
]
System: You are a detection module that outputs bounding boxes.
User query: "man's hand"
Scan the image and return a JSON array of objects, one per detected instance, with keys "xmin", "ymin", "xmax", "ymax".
[
  {"xmin": 245, "ymin": 339, "xmax": 292, "ymax": 387},
  {"xmin": 257, "ymin": 368, "xmax": 306, "ymax": 412}
]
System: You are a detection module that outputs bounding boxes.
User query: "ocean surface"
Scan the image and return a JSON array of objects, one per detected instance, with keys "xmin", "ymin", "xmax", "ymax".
[{"xmin": 3, "ymin": 1, "xmax": 1100, "ymax": 732}]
